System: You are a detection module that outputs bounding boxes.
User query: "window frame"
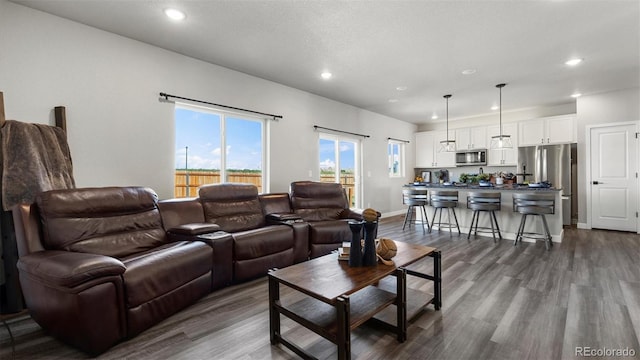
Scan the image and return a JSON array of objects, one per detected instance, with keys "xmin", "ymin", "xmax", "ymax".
[
  {"xmin": 174, "ymin": 103, "xmax": 269, "ymax": 196},
  {"xmin": 388, "ymin": 140, "xmax": 405, "ymax": 178}
]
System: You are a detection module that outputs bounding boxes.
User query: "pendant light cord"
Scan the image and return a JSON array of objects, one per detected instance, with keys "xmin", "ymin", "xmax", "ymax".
[
  {"xmin": 446, "ymin": 96, "xmax": 449, "ymax": 139},
  {"xmin": 500, "ymin": 85, "xmax": 503, "ymax": 138},
  {"xmin": 444, "ymin": 94, "xmax": 452, "ymax": 140},
  {"xmin": 496, "ymin": 83, "xmax": 506, "ymax": 139}
]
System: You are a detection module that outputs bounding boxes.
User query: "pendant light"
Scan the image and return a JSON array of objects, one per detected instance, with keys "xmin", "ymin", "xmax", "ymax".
[
  {"xmin": 438, "ymin": 94, "xmax": 456, "ymax": 152},
  {"xmin": 490, "ymin": 83, "xmax": 513, "ymax": 149}
]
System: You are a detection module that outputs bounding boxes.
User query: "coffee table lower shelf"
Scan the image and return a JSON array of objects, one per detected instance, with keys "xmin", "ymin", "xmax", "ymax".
[{"xmin": 269, "ymin": 270, "xmax": 406, "ymax": 360}]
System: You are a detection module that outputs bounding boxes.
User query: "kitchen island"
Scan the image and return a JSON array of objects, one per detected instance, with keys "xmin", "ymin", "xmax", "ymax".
[{"xmin": 403, "ymin": 184, "xmax": 564, "ymax": 243}]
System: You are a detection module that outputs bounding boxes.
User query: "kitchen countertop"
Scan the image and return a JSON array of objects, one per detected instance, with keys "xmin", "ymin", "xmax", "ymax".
[{"xmin": 404, "ymin": 183, "xmax": 562, "ymax": 191}]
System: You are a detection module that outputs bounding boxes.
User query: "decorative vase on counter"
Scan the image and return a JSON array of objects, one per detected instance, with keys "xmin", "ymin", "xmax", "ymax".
[
  {"xmin": 348, "ymin": 221, "xmax": 363, "ymax": 267},
  {"xmin": 362, "ymin": 221, "xmax": 378, "ymax": 266}
]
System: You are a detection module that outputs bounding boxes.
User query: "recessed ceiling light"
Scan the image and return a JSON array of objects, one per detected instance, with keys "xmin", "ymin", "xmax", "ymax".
[
  {"xmin": 164, "ymin": 8, "xmax": 186, "ymax": 21},
  {"xmin": 321, "ymin": 72, "xmax": 332, "ymax": 80},
  {"xmin": 491, "ymin": 105, "xmax": 499, "ymax": 110},
  {"xmin": 565, "ymin": 58, "xmax": 583, "ymax": 66},
  {"xmin": 396, "ymin": 86, "xmax": 408, "ymax": 91},
  {"xmin": 461, "ymin": 69, "xmax": 476, "ymax": 75},
  {"xmin": 431, "ymin": 114, "xmax": 438, "ymax": 120},
  {"xmin": 571, "ymin": 93, "xmax": 582, "ymax": 98},
  {"xmin": 388, "ymin": 99, "xmax": 399, "ymax": 103}
]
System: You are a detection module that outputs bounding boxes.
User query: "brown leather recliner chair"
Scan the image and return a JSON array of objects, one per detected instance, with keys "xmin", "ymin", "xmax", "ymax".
[
  {"xmin": 289, "ymin": 181, "xmax": 370, "ymax": 258},
  {"xmin": 12, "ymin": 187, "xmax": 213, "ymax": 355},
  {"xmin": 199, "ymin": 183, "xmax": 308, "ymax": 282}
]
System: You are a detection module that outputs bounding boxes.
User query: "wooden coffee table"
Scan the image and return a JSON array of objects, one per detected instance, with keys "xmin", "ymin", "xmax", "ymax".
[{"xmin": 268, "ymin": 241, "xmax": 441, "ymax": 360}]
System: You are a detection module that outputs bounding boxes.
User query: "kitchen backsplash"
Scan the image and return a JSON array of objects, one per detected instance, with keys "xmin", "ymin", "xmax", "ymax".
[{"xmin": 415, "ymin": 166, "xmax": 516, "ymax": 183}]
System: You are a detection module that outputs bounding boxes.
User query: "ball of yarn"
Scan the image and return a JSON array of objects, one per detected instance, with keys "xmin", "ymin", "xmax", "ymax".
[
  {"xmin": 376, "ymin": 238, "xmax": 397, "ymax": 260},
  {"xmin": 363, "ymin": 208, "xmax": 378, "ymax": 222}
]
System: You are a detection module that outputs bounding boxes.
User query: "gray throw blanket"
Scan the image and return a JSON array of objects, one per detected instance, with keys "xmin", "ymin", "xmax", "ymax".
[{"xmin": 1, "ymin": 120, "xmax": 75, "ymax": 210}]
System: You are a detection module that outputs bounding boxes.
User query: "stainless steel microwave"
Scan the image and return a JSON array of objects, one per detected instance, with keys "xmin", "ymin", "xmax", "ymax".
[{"xmin": 455, "ymin": 149, "xmax": 487, "ymax": 166}]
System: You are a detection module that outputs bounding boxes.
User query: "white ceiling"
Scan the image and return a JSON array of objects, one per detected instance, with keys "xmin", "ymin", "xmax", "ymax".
[{"xmin": 11, "ymin": 0, "xmax": 640, "ymax": 124}]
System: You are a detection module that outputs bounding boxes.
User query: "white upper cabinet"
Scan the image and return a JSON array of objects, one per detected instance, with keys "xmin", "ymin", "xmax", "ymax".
[
  {"xmin": 518, "ymin": 115, "xmax": 577, "ymax": 146},
  {"xmin": 415, "ymin": 132, "xmax": 435, "ymax": 168},
  {"xmin": 486, "ymin": 123, "xmax": 518, "ymax": 166},
  {"xmin": 546, "ymin": 115, "xmax": 577, "ymax": 143},
  {"xmin": 415, "ymin": 130, "xmax": 456, "ymax": 168},
  {"xmin": 455, "ymin": 126, "xmax": 487, "ymax": 150}
]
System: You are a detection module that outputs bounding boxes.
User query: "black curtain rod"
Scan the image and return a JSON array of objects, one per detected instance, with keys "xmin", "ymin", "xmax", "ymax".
[
  {"xmin": 388, "ymin": 137, "xmax": 410, "ymax": 143},
  {"xmin": 159, "ymin": 92, "xmax": 283, "ymax": 120},
  {"xmin": 313, "ymin": 125, "xmax": 370, "ymax": 138}
]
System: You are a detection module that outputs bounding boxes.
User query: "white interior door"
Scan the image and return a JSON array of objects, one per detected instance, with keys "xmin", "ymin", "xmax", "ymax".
[{"xmin": 590, "ymin": 124, "xmax": 638, "ymax": 231}]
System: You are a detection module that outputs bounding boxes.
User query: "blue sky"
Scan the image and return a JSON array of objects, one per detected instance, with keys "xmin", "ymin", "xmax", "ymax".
[
  {"xmin": 175, "ymin": 108, "xmax": 262, "ymax": 170},
  {"xmin": 319, "ymin": 138, "xmax": 355, "ymax": 171}
]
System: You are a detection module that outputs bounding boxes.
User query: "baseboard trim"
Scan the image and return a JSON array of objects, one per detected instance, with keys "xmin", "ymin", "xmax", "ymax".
[
  {"xmin": 577, "ymin": 222, "xmax": 590, "ymax": 229},
  {"xmin": 380, "ymin": 210, "xmax": 406, "ymax": 219}
]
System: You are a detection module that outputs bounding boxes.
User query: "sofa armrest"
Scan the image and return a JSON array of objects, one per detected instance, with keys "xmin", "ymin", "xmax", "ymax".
[
  {"xmin": 266, "ymin": 212, "xmax": 303, "ymax": 225},
  {"xmin": 12, "ymin": 203, "xmax": 46, "ymax": 256},
  {"xmin": 17, "ymin": 250, "xmax": 126, "ymax": 288},
  {"xmin": 167, "ymin": 222, "xmax": 221, "ymax": 236},
  {"xmin": 197, "ymin": 231, "xmax": 234, "ymax": 290},
  {"xmin": 340, "ymin": 208, "xmax": 380, "ymax": 221}
]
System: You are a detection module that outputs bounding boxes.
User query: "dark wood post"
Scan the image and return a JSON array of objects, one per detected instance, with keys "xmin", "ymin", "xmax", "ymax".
[
  {"xmin": 0, "ymin": 91, "xmax": 5, "ymax": 127},
  {"xmin": 54, "ymin": 106, "xmax": 66, "ymax": 132}
]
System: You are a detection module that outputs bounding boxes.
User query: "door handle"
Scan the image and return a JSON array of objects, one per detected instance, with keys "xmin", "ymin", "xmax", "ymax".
[{"xmin": 592, "ymin": 181, "xmax": 601, "ymax": 185}]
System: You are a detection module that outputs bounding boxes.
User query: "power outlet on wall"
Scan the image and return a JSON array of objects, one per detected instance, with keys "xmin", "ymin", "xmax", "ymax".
[{"xmin": 308, "ymin": 170, "xmax": 313, "ymax": 178}]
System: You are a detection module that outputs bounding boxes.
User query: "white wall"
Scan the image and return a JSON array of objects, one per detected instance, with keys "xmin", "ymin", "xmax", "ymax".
[
  {"xmin": 576, "ymin": 87, "xmax": 640, "ymax": 225},
  {"xmin": 0, "ymin": 0, "xmax": 417, "ymax": 213}
]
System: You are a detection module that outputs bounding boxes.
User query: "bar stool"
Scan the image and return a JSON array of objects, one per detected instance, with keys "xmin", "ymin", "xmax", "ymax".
[
  {"xmin": 402, "ymin": 187, "xmax": 430, "ymax": 234},
  {"xmin": 512, "ymin": 192, "xmax": 555, "ymax": 250},
  {"xmin": 466, "ymin": 192, "xmax": 502, "ymax": 242},
  {"xmin": 429, "ymin": 190, "xmax": 460, "ymax": 235}
]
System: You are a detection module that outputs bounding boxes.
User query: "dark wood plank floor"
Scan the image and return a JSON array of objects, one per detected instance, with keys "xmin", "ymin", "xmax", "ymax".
[{"xmin": 2, "ymin": 217, "xmax": 639, "ymax": 359}]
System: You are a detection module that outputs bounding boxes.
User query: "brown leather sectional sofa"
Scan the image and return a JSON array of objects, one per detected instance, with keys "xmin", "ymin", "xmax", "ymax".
[{"xmin": 11, "ymin": 181, "xmax": 371, "ymax": 355}]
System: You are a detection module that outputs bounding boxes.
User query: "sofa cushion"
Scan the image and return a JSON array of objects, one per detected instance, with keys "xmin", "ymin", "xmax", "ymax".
[
  {"xmin": 232, "ymin": 225, "xmax": 293, "ymax": 260},
  {"xmin": 36, "ymin": 187, "xmax": 167, "ymax": 258},
  {"xmin": 235, "ymin": 248, "xmax": 294, "ymax": 282},
  {"xmin": 308, "ymin": 220, "xmax": 351, "ymax": 245},
  {"xmin": 289, "ymin": 181, "xmax": 348, "ymax": 221},
  {"xmin": 199, "ymin": 183, "xmax": 265, "ymax": 232},
  {"xmin": 121, "ymin": 241, "xmax": 212, "ymax": 308}
]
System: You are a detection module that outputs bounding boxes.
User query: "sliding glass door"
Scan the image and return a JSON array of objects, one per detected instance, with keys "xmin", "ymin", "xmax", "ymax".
[{"xmin": 318, "ymin": 134, "xmax": 361, "ymax": 207}]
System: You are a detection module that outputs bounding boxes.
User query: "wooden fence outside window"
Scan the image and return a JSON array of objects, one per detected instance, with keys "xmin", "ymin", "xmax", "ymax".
[{"xmin": 175, "ymin": 170, "xmax": 355, "ymax": 206}]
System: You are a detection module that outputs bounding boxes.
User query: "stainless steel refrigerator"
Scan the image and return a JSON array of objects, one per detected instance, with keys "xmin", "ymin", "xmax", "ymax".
[{"xmin": 517, "ymin": 144, "xmax": 576, "ymax": 226}]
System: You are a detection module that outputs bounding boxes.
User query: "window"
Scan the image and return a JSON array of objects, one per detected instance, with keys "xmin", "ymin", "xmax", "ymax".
[
  {"xmin": 319, "ymin": 134, "xmax": 361, "ymax": 207},
  {"xmin": 174, "ymin": 104, "xmax": 266, "ymax": 197},
  {"xmin": 388, "ymin": 140, "xmax": 404, "ymax": 177}
]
